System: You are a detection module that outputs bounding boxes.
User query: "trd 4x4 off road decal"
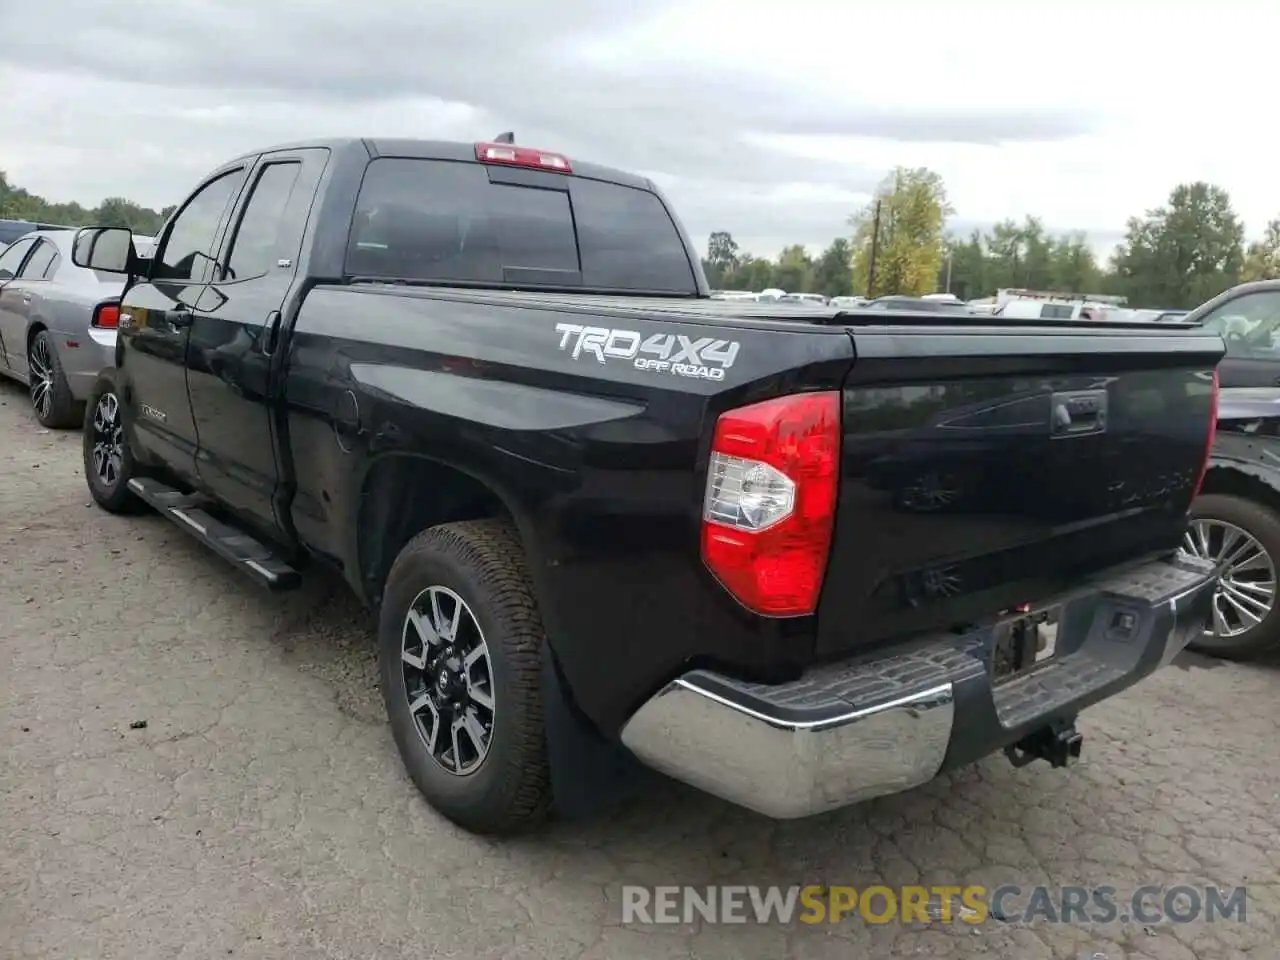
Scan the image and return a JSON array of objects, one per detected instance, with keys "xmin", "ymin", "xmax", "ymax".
[{"xmin": 554, "ymin": 323, "xmax": 740, "ymax": 381}]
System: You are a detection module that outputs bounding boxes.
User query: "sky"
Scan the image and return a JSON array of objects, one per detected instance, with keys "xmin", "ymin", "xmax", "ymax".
[{"xmin": 3, "ymin": 0, "xmax": 1277, "ymax": 263}]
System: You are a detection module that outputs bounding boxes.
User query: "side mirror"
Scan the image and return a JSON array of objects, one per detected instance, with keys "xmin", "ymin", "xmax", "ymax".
[{"xmin": 72, "ymin": 226, "xmax": 137, "ymax": 274}]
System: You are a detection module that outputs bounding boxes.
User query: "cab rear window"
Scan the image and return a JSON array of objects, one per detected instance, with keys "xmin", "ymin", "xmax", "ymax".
[{"xmin": 346, "ymin": 158, "xmax": 697, "ymax": 294}]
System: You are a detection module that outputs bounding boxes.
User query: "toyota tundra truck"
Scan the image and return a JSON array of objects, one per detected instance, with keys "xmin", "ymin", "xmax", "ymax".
[{"xmin": 71, "ymin": 135, "xmax": 1222, "ymax": 835}]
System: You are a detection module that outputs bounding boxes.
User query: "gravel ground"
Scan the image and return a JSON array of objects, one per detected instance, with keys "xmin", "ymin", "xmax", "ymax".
[{"xmin": 2, "ymin": 377, "xmax": 1279, "ymax": 960}]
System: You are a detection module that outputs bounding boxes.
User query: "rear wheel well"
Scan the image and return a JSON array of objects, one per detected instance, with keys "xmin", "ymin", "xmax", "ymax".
[
  {"xmin": 357, "ymin": 456, "xmax": 510, "ymax": 605},
  {"xmin": 1199, "ymin": 464, "xmax": 1280, "ymax": 517},
  {"xmin": 27, "ymin": 321, "xmax": 47, "ymax": 352}
]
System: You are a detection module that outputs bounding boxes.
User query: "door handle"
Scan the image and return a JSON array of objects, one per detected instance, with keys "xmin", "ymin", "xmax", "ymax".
[
  {"xmin": 262, "ymin": 310, "xmax": 283, "ymax": 356},
  {"xmin": 169, "ymin": 309, "xmax": 193, "ymax": 329}
]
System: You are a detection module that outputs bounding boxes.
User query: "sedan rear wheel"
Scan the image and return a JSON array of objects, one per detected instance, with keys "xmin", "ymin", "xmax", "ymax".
[
  {"xmin": 1182, "ymin": 493, "xmax": 1280, "ymax": 660},
  {"xmin": 28, "ymin": 329, "xmax": 80, "ymax": 428}
]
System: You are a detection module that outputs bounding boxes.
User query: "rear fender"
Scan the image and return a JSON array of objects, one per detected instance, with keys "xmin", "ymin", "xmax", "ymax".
[
  {"xmin": 349, "ymin": 449, "xmax": 548, "ymax": 608},
  {"xmin": 1201, "ymin": 431, "xmax": 1280, "ymax": 511},
  {"xmin": 1209, "ymin": 426, "xmax": 1280, "ymax": 483}
]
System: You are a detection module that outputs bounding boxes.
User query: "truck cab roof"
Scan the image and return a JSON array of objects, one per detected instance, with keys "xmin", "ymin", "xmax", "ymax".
[
  {"xmin": 221, "ymin": 137, "xmax": 655, "ymax": 193},
  {"xmin": 192, "ymin": 135, "xmax": 706, "ymax": 298}
]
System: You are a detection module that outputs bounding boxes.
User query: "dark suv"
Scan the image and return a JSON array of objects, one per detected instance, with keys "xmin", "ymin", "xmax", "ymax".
[
  {"xmin": 1181, "ymin": 280, "xmax": 1280, "ymax": 659},
  {"xmin": 0, "ymin": 219, "xmax": 78, "ymax": 247},
  {"xmin": 1184, "ymin": 280, "xmax": 1280, "ymax": 388}
]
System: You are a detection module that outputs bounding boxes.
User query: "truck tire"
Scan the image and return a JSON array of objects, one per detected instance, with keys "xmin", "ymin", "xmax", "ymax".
[
  {"xmin": 1185, "ymin": 493, "xmax": 1280, "ymax": 661},
  {"xmin": 378, "ymin": 518, "xmax": 552, "ymax": 834},
  {"xmin": 82, "ymin": 371, "xmax": 146, "ymax": 515},
  {"xmin": 29, "ymin": 329, "xmax": 81, "ymax": 429}
]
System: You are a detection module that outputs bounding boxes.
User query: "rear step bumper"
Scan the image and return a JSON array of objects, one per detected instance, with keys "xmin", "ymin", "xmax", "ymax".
[{"xmin": 619, "ymin": 553, "xmax": 1216, "ymax": 819}]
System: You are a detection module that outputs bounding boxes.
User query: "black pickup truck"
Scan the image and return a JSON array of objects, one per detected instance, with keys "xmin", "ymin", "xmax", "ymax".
[{"xmin": 71, "ymin": 136, "xmax": 1223, "ymax": 835}]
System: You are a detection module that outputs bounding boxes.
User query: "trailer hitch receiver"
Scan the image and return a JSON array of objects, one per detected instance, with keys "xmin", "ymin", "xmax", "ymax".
[{"xmin": 1004, "ymin": 719, "xmax": 1083, "ymax": 769}]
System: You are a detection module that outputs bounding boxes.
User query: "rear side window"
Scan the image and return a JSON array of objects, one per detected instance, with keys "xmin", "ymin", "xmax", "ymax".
[
  {"xmin": 346, "ymin": 158, "xmax": 696, "ymax": 293},
  {"xmin": 569, "ymin": 176, "xmax": 697, "ymax": 291},
  {"xmin": 224, "ymin": 161, "xmax": 304, "ymax": 281},
  {"xmin": 0, "ymin": 237, "xmax": 36, "ymax": 280},
  {"xmin": 19, "ymin": 240, "xmax": 57, "ymax": 279},
  {"xmin": 1040, "ymin": 304, "xmax": 1074, "ymax": 319}
]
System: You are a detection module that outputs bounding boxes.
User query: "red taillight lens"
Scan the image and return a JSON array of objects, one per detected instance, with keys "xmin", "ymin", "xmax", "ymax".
[
  {"xmin": 92, "ymin": 303, "xmax": 120, "ymax": 329},
  {"xmin": 474, "ymin": 141, "xmax": 572, "ymax": 174},
  {"xmin": 700, "ymin": 391, "xmax": 841, "ymax": 617},
  {"xmin": 1191, "ymin": 368, "xmax": 1219, "ymax": 500}
]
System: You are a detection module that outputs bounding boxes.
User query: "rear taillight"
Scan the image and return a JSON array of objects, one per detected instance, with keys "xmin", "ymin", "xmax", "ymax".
[
  {"xmin": 474, "ymin": 141, "xmax": 572, "ymax": 174},
  {"xmin": 700, "ymin": 391, "xmax": 841, "ymax": 617},
  {"xmin": 1191, "ymin": 368, "xmax": 1220, "ymax": 500},
  {"xmin": 92, "ymin": 303, "xmax": 120, "ymax": 329}
]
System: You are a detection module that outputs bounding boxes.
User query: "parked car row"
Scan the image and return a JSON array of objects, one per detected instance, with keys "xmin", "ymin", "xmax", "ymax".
[
  {"xmin": 0, "ymin": 226, "xmax": 155, "ymax": 426},
  {"xmin": 1171, "ymin": 279, "xmax": 1280, "ymax": 660},
  {"xmin": 0, "ymin": 228, "xmax": 131, "ymax": 426}
]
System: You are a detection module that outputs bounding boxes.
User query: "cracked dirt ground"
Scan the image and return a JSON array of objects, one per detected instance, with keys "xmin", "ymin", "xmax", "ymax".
[{"xmin": 2, "ymin": 379, "xmax": 1279, "ymax": 960}]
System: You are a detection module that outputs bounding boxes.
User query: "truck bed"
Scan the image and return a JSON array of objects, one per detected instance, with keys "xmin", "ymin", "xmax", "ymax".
[
  {"xmin": 342, "ymin": 282, "xmax": 1210, "ymax": 332},
  {"xmin": 298, "ymin": 282, "xmax": 1220, "ymax": 682}
]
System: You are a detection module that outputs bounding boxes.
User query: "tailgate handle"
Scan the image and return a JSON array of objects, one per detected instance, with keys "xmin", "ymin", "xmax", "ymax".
[{"xmin": 1050, "ymin": 390, "xmax": 1108, "ymax": 438}]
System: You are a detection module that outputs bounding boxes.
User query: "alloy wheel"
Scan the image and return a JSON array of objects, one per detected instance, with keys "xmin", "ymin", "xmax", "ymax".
[
  {"xmin": 29, "ymin": 335, "xmax": 54, "ymax": 420},
  {"xmin": 400, "ymin": 585, "xmax": 496, "ymax": 775},
  {"xmin": 90, "ymin": 392, "xmax": 124, "ymax": 488},
  {"xmin": 1180, "ymin": 519, "xmax": 1277, "ymax": 639}
]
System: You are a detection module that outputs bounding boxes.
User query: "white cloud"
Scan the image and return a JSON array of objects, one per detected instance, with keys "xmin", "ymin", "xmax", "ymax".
[{"xmin": 2, "ymin": 0, "xmax": 1277, "ymax": 261}]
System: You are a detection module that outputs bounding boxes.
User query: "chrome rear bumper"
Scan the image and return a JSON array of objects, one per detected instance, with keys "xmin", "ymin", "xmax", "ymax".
[
  {"xmin": 620, "ymin": 554, "xmax": 1215, "ymax": 819},
  {"xmin": 620, "ymin": 672, "xmax": 956, "ymax": 819}
]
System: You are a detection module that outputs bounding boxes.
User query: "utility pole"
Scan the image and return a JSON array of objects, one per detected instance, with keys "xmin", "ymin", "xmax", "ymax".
[
  {"xmin": 945, "ymin": 250, "xmax": 953, "ymax": 294},
  {"xmin": 867, "ymin": 198, "xmax": 882, "ymax": 297}
]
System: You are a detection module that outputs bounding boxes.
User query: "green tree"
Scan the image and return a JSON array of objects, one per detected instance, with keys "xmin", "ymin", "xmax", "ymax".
[
  {"xmin": 1111, "ymin": 182, "xmax": 1245, "ymax": 309},
  {"xmin": 938, "ymin": 225, "xmax": 1105, "ymax": 302},
  {"xmin": 0, "ymin": 170, "xmax": 167, "ymax": 235},
  {"xmin": 812, "ymin": 237, "xmax": 854, "ymax": 297},
  {"xmin": 1242, "ymin": 218, "xmax": 1280, "ymax": 282},
  {"xmin": 0, "ymin": 171, "xmax": 44, "ymax": 220},
  {"xmin": 984, "ymin": 219, "xmax": 1026, "ymax": 290},
  {"xmin": 95, "ymin": 197, "xmax": 165, "ymax": 234},
  {"xmin": 938, "ymin": 231, "xmax": 988, "ymax": 300},
  {"xmin": 703, "ymin": 230, "xmax": 741, "ymax": 288},
  {"xmin": 850, "ymin": 167, "xmax": 953, "ymax": 297},
  {"xmin": 773, "ymin": 244, "xmax": 814, "ymax": 292},
  {"xmin": 1019, "ymin": 217, "xmax": 1053, "ymax": 290},
  {"xmin": 1046, "ymin": 232, "xmax": 1102, "ymax": 294},
  {"xmin": 720, "ymin": 253, "xmax": 774, "ymax": 291}
]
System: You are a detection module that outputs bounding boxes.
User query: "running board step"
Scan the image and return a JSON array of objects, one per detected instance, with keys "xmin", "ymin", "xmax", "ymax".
[{"xmin": 126, "ymin": 477, "xmax": 301, "ymax": 592}]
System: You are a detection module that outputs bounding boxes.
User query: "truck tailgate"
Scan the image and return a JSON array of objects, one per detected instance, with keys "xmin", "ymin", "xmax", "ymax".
[{"xmin": 815, "ymin": 323, "xmax": 1222, "ymax": 655}]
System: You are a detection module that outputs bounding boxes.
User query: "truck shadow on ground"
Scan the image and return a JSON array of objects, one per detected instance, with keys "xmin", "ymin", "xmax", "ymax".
[{"xmin": 146, "ymin": 522, "xmax": 1259, "ymax": 876}]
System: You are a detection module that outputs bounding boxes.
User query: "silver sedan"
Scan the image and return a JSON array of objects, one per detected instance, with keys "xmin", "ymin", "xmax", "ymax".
[{"xmin": 0, "ymin": 229, "xmax": 127, "ymax": 428}]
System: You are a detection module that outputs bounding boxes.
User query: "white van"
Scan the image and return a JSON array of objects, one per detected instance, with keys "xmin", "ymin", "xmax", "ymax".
[{"xmin": 994, "ymin": 300, "xmax": 1111, "ymax": 321}]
